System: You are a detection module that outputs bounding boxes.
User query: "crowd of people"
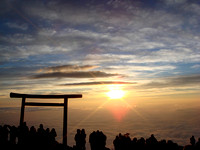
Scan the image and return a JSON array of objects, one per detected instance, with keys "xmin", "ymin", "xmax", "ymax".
[
  {"xmin": 75, "ymin": 129, "xmax": 200, "ymax": 150},
  {"xmin": 0, "ymin": 123, "xmax": 59, "ymax": 149},
  {"xmin": 1, "ymin": 123, "xmax": 200, "ymax": 150},
  {"xmin": 112, "ymin": 133, "xmax": 199, "ymax": 150}
]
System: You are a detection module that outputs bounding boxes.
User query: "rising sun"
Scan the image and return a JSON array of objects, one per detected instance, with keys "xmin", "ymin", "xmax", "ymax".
[{"xmin": 106, "ymin": 86, "xmax": 125, "ymax": 99}]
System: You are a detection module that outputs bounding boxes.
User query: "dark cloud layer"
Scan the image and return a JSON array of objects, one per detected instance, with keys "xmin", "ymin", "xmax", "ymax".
[
  {"xmin": 61, "ymin": 81, "xmax": 136, "ymax": 86},
  {"xmin": 32, "ymin": 71, "xmax": 119, "ymax": 79},
  {"xmin": 38, "ymin": 64, "xmax": 99, "ymax": 73}
]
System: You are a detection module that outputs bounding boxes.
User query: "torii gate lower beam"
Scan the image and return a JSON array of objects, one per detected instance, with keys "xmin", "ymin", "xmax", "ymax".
[{"xmin": 10, "ymin": 92, "xmax": 82, "ymax": 146}]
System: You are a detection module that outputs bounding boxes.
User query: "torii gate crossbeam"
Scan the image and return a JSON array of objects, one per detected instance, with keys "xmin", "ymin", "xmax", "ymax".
[{"xmin": 10, "ymin": 92, "xmax": 82, "ymax": 146}]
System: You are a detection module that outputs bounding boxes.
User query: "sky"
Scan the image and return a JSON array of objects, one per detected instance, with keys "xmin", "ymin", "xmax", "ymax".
[
  {"xmin": 0, "ymin": 0, "xmax": 200, "ymax": 97},
  {"xmin": 0, "ymin": 0, "xmax": 200, "ymax": 147}
]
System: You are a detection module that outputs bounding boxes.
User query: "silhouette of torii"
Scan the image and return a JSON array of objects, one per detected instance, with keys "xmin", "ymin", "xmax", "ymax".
[{"xmin": 10, "ymin": 92, "xmax": 82, "ymax": 146}]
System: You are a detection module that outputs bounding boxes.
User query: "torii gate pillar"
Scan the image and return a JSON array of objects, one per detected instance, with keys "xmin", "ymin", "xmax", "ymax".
[{"xmin": 63, "ymin": 97, "xmax": 68, "ymax": 145}]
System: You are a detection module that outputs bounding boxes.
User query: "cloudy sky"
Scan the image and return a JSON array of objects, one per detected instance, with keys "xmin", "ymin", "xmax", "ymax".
[{"xmin": 1, "ymin": 0, "xmax": 199, "ymax": 99}]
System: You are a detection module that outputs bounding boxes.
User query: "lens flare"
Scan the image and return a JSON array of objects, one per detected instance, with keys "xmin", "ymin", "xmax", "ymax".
[{"xmin": 109, "ymin": 104, "xmax": 130, "ymax": 122}]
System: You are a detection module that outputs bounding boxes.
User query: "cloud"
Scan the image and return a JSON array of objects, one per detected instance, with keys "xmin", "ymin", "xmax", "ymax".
[
  {"xmin": 127, "ymin": 48, "xmax": 200, "ymax": 64},
  {"xmin": 84, "ymin": 47, "xmax": 200, "ymax": 65},
  {"xmin": 1, "ymin": 0, "xmax": 200, "ymax": 66},
  {"xmin": 0, "ymin": 45, "xmax": 68, "ymax": 63},
  {"xmin": 32, "ymin": 64, "xmax": 118, "ymax": 79},
  {"xmin": 139, "ymin": 74, "xmax": 200, "ymax": 89},
  {"xmin": 0, "ymin": 0, "xmax": 200, "ymax": 96},
  {"xmin": 23, "ymin": 0, "xmax": 132, "ymax": 26},
  {"xmin": 0, "ymin": 107, "xmax": 20, "ymax": 112},
  {"xmin": 191, "ymin": 64, "xmax": 200, "ymax": 69},
  {"xmin": 163, "ymin": 0, "xmax": 187, "ymax": 5},
  {"xmin": 0, "ymin": 107, "xmax": 53, "ymax": 112},
  {"xmin": 61, "ymin": 81, "xmax": 136, "ymax": 86},
  {"xmin": 31, "ymin": 71, "xmax": 119, "ymax": 79},
  {"xmin": 104, "ymin": 65, "xmax": 176, "ymax": 72},
  {"xmin": 5, "ymin": 22, "xmax": 28, "ymax": 30},
  {"xmin": 37, "ymin": 64, "xmax": 99, "ymax": 73}
]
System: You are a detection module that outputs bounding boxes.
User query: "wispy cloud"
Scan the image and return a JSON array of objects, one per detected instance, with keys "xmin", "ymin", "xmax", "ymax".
[
  {"xmin": 139, "ymin": 74, "xmax": 200, "ymax": 89},
  {"xmin": 163, "ymin": 0, "xmax": 187, "ymax": 5},
  {"xmin": 191, "ymin": 64, "xmax": 200, "ymax": 69},
  {"xmin": 5, "ymin": 22, "xmax": 28, "ymax": 30}
]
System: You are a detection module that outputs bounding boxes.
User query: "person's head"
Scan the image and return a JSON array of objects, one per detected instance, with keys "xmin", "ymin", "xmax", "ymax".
[
  {"xmin": 30, "ymin": 126, "xmax": 35, "ymax": 131},
  {"xmin": 46, "ymin": 128, "xmax": 50, "ymax": 133},
  {"xmin": 39, "ymin": 124, "xmax": 43, "ymax": 128},
  {"xmin": 77, "ymin": 129, "xmax": 81, "ymax": 134},
  {"xmin": 81, "ymin": 129, "xmax": 85, "ymax": 134}
]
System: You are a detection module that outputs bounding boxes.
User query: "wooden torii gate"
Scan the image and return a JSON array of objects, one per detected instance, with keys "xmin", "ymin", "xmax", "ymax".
[{"xmin": 10, "ymin": 92, "xmax": 82, "ymax": 146}]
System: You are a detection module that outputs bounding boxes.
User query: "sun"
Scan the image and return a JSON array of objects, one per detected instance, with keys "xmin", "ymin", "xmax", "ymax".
[
  {"xmin": 107, "ymin": 89, "xmax": 125, "ymax": 99},
  {"xmin": 106, "ymin": 85, "xmax": 125, "ymax": 99}
]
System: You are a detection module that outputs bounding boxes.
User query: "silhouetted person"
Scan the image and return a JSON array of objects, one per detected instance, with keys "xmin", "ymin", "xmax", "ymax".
[
  {"xmin": 81, "ymin": 129, "xmax": 86, "ymax": 150},
  {"xmin": 183, "ymin": 136, "xmax": 197, "ymax": 150},
  {"xmin": 29, "ymin": 126, "xmax": 37, "ymax": 146},
  {"xmin": 89, "ymin": 130, "xmax": 110, "ymax": 150},
  {"xmin": 124, "ymin": 133, "xmax": 131, "ymax": 150},
  {"xmin": 49, "ymin": 128, "xmax": 57, "ymax": 145},
  {"xmin": 146, "ymin": 134, "xmax": 158, "ymax": 150},
  {"xmin": 113, "ymin": 135, "xmax": 120, "ymax": 150},
  {"xmin": 37, "ymin": 124, "xmax": 45, "ymax": 135},
  {"xmin": 18, "ymin": 122, "xmax": 29, "ymax": 145},
  {"xmin": 45, "ymin": 128, "xmax": 50, "ymax": 145},
  {"xmin": 37, "ymin": 124, "xmax": 46, "ymax": 145},
  {"xmin": 75, "ymin": 129, "xmax": 82, "ymax": 150},
  {"xmin": 1, "ymin": 125, "xmax": 9, "ymax": 144},
  {"xmin": 149, "ymin": 134, "xmax": 157, "ymax": 144},
  {"xmin": 190, "ymin": 136, "xmax": 196, "ymax": 146},
  {"xmin": 131, "ymin": 137, "xmax": 138, "ymax": 150},
  {"xmin": 89, "ymin": 131, "xmax": 95, "ymax": 150},
  {"xmin": 8, "ymin": 125, "xmax": 18, "ymax": 144}
]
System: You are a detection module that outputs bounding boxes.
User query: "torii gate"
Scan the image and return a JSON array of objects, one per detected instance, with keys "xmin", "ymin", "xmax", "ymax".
[{"xmin": 10, "ymin": 92, "xmax": 82, "ymax": 146}]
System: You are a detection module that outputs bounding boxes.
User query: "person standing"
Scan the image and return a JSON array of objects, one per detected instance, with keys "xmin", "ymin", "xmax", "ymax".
[{"xmin": 81, "ymin": 129, "xmax": 86, "ymax": 150}]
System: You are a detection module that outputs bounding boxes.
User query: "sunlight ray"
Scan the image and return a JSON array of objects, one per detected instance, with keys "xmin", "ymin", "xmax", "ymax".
[
  {"xmin": 122, "ymin": 99, "xmax": 147, "ymax": 120},
  {"xmin": 69, "ymin": 100, "xmax": 109, "ymax": 134}
]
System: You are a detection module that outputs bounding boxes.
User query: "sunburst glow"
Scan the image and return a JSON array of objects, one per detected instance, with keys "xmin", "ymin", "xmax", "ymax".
[{"xmin": 106, "ymin": 85, "xmax": 125, "ymax": 99}]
